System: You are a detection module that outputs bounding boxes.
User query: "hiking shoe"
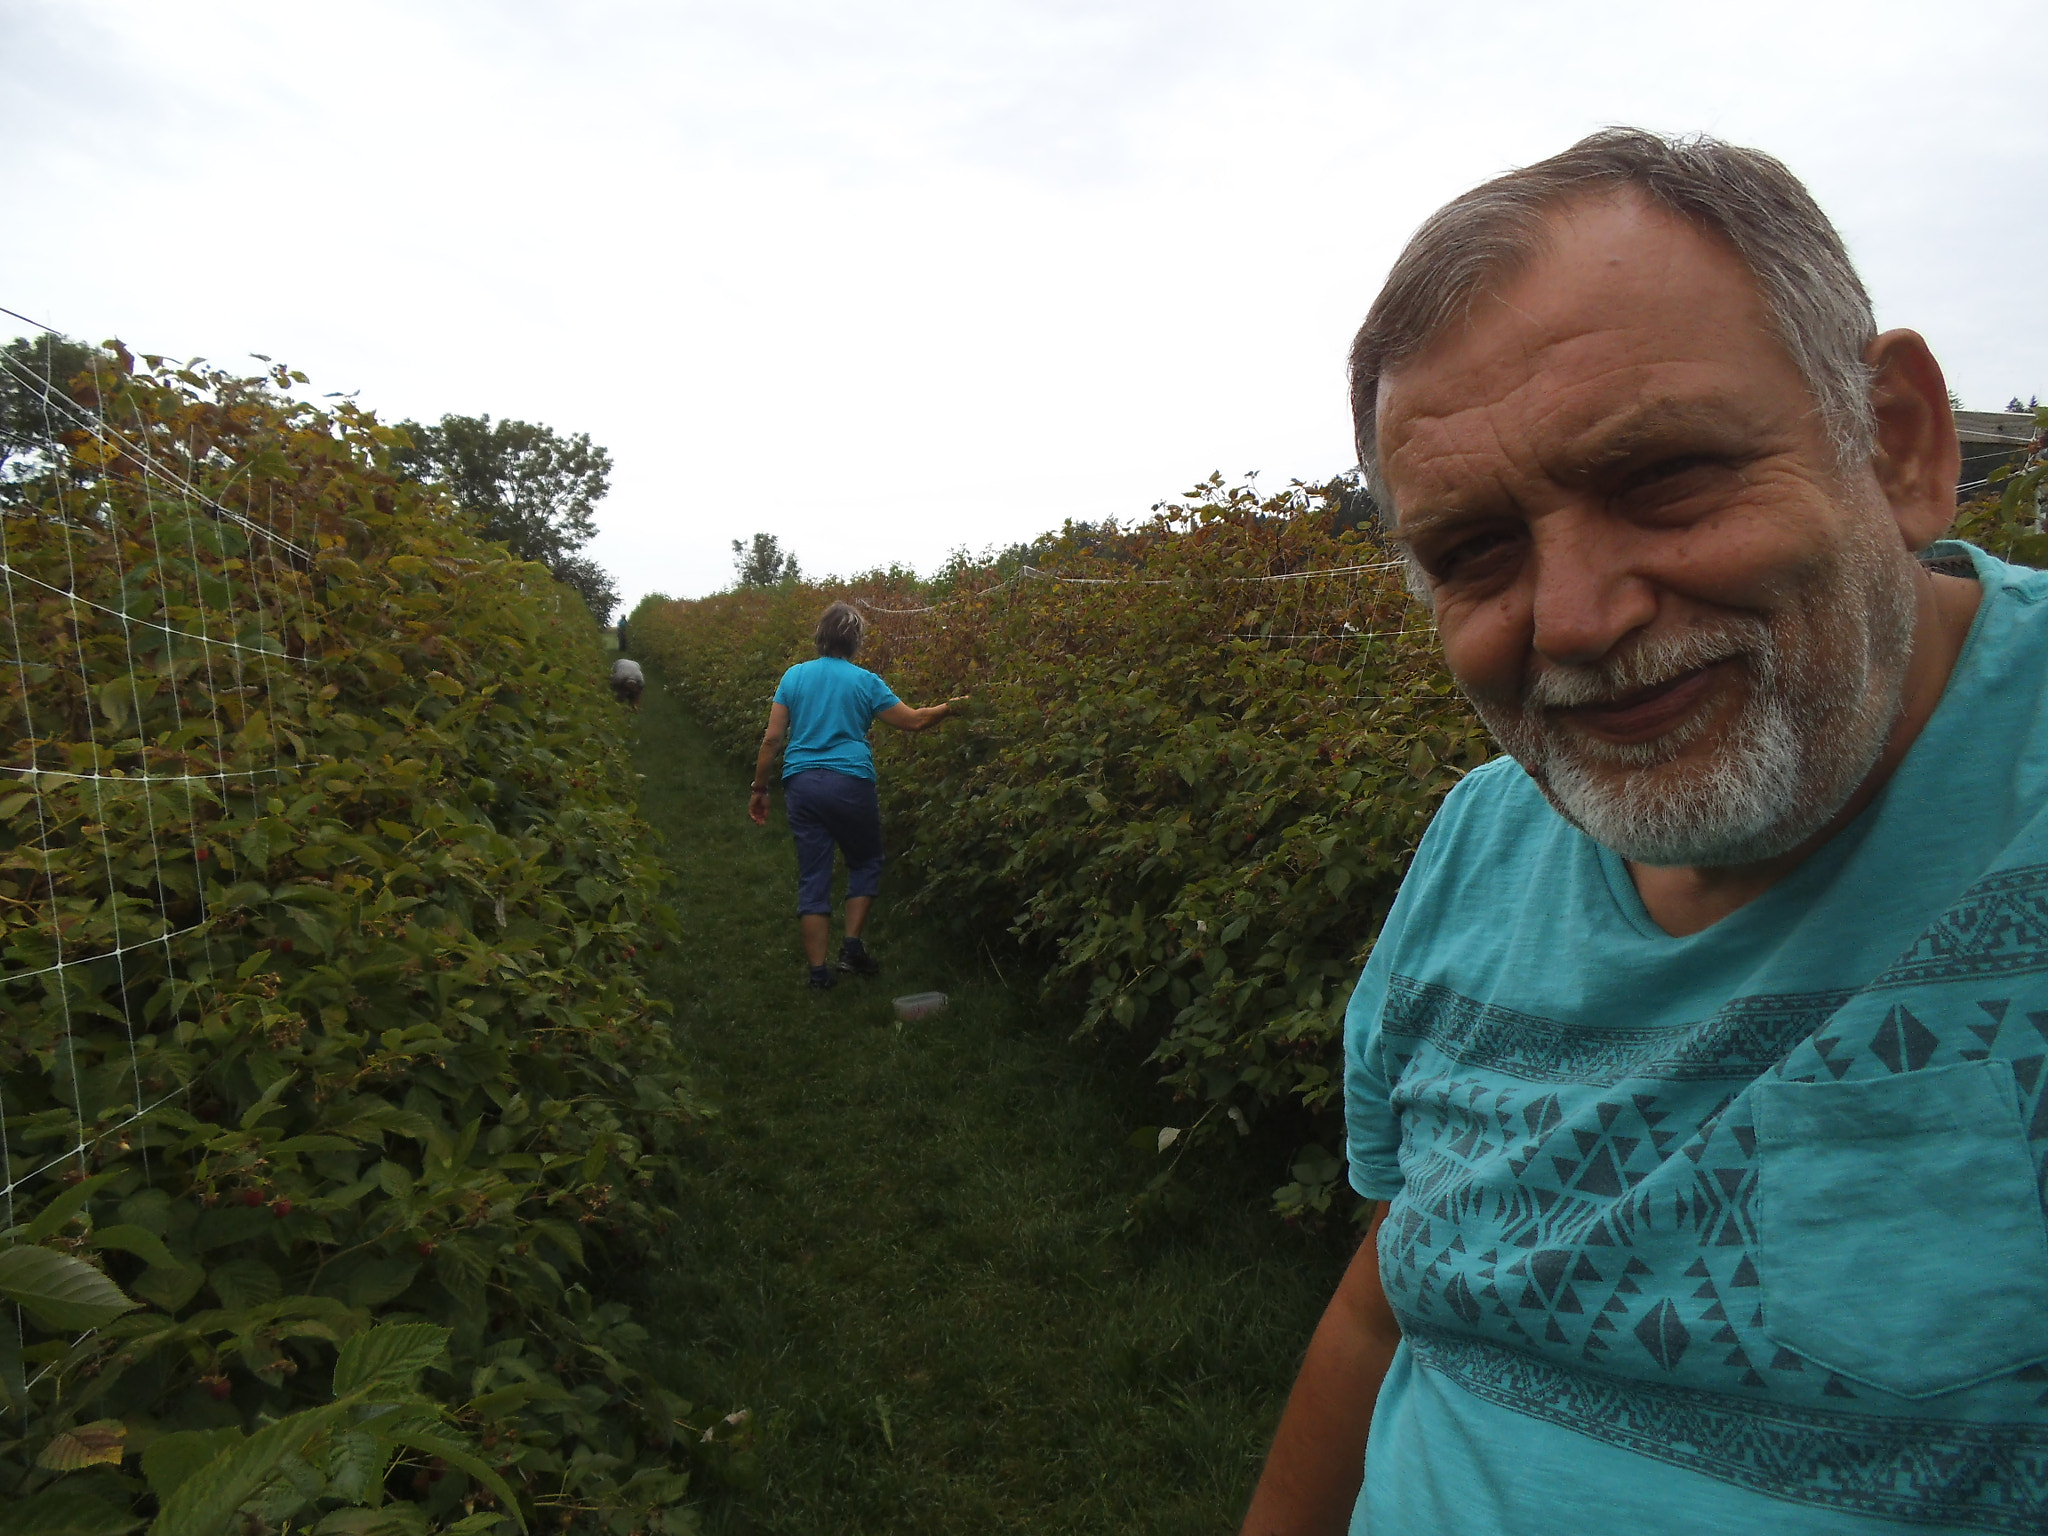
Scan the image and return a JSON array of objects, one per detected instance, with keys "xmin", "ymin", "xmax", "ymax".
[
  {"xmin": 808, "ymin": 965, "xmax": 835, "ymax": 990},
  {"xmin": 836, "ymin": 942, "xmax": 881, "ymax": 977}
]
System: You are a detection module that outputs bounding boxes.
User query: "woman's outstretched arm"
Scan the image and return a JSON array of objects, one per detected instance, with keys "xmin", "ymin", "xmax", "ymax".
[{"xmin": 876, "ymin": 695, "xmax": 969, "ymax": 733}]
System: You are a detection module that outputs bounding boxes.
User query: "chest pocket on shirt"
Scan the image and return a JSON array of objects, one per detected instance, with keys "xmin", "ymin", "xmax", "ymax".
[{"xmin": 1752, "ymin": 1060, "xmax": 2048, "ymax": 1398}]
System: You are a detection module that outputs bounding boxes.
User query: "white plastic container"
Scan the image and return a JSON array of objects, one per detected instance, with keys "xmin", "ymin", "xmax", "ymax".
[{"xmin": 892, "ymin": 991, "xmax": 948, "ymax": 1022}]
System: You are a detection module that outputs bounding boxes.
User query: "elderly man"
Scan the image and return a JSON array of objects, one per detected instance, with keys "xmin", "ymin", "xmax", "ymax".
[{"xmin": 1243, "ymin": 130, "xmax": 2048, "ymax": 1535}]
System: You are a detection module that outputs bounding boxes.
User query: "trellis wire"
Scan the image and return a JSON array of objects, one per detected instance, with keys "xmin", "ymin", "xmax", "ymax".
[
  {"xmin": 850, "ymin": 557, "xmax": 1411, "ymax": 615},
  {"xmin": 0, "ymin": 323, "xmax": 313, "ymax": 1380},
  {"xmin": 853, "ymin": 551, "xmax": 1437, "ymax": 708}
]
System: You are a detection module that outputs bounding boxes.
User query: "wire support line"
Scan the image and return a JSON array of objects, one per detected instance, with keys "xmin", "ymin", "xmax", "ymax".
[
  {"xmin": 853, "ymin": 571, "xmax": 1032, "ymax": 615},
  {"xmin": 1013, "ymin": 560, "xmax": 1408, "ymax": 586},
  {"xmin": 2, "ymin": 350, "xmax": 303, "ymax": 559},
  {"xmin": 0, "ymin": 925, "xmax": 205, "ymax": 989},
  {"xmin": 1233, "ymin": 629, "xmax": 1435, "ymax": 642},
  {"xmin": 1220, "ymin": 560, "xmax": 1410, "ymax": 582},
  {"xmin": 1958, "ymin": 469, "xmax": 2043, "ymax": 495},
  {"xmin": 856, "ymin": 598, "xmax": 974, "ymax": 616},
  {"xmin": 0, "ymin": 560, "xmax": 300, "ymax": 661},
  {"xmin": 0, "ymin": 304, "xmax": 61, "ymax": 337},
  {"xmin": 0, "ymin": 764, "xmax": 283, "ymax": 787},
  {"xmin": 0, "ymin": 355, "xmax": 314, "ymax": 564},
  {"xmin": 0, "ymin": 1082, "xmax": 196, "ymax": 1206},
  {"xmin": 855, "ymin": 558, "xmax": 1413, "ymax": 615}
]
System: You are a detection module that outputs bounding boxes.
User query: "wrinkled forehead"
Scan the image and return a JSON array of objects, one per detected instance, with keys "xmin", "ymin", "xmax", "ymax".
[{"xmin": 1373, "ymin": 198, "xmax": 1784, "ymax": 517}]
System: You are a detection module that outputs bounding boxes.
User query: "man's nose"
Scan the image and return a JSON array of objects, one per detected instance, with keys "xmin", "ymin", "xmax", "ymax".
[{"xmin": 1527, "ymin": 517, "xmax": 1656, "ymax": 668}]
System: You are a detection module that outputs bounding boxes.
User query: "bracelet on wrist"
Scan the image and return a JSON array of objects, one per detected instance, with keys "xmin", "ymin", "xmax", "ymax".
[{"xmin": 751, "ymin": 783, "xmax": 769, "ymax": 793}]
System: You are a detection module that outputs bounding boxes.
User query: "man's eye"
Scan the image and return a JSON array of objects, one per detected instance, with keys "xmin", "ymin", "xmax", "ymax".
[
  {"xmin": 1432, "ymin": 529, "xmax": 1517, "ymax": 580},
  {"xmin": 1621, "ymin": 455, "xmax": 1731, "ymax": 503}
]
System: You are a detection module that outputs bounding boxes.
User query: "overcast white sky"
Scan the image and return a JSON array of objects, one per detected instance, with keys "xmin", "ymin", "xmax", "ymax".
[{"xmin": 4, "ymin": 0, "xmax": 2042, "ymax": 607}]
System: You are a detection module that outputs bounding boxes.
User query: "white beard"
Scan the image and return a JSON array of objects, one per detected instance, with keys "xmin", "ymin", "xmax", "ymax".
[{"xmin": 1468, "ymin": 520, "xmax": 1920, "ymax": 869}]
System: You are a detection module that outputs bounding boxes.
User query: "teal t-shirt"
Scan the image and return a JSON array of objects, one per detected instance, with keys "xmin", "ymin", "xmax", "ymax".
[
  {"xmin": 1344, "ymin": 541, "xmax": 2048, "ymax": 1535},
  {"xmin": 773, "ymin": 656, "xmax": 901, "ymax": 782}
]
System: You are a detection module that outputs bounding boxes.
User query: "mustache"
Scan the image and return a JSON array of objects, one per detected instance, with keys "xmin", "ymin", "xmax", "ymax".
[{"xmin": 1520, "ymin": 621, "xmax": 1771, "ymax": 711}]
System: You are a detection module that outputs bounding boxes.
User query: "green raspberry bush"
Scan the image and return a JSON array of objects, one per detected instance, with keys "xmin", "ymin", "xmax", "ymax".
[{"xmin": 1, "ymin": 349, "xmax": 717, "ymax": 1534}]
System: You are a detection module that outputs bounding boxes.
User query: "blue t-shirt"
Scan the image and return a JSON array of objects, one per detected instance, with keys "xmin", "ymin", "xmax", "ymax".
[
  {"xmin": 1344, "ymin": 541, "xmax": 2048, "ymax": 1535},
  {"xmin": 772, "ymin": 656, "xmax": 901, "ymax": 782}
]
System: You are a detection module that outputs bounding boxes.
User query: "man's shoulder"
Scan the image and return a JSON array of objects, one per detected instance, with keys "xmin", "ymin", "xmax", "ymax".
[
  {"xmin": 1934, "ymin": 544, "xmax": 2048, "ymax": 705},
  {"xmin": 1401, "ymin": 752, "xmax": 1566, "ymax": 885},
  {"xmin": 1942, "ymin": 540, "xmax": 2048, "ymax": 616},
  {"xmin": 1432, "ymin": 753, "xmax": 1548, "ymax": 829}
]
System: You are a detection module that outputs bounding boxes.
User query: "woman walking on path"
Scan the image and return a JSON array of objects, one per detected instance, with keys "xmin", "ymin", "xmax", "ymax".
[{"xmin": 748, "ymin": 601, "xmax": 965, "ymax": 990}]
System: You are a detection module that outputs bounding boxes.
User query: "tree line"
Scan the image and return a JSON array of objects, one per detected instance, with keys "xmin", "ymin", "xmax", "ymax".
[{"xmin": 3, "ymin": 333, "xmax": 624, "ymax": 625}]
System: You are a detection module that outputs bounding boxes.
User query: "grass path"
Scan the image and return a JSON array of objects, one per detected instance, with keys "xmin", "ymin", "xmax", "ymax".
[{"xmin": 625, "ymin": 676, "xmax": 1354, "ymax": 1534}]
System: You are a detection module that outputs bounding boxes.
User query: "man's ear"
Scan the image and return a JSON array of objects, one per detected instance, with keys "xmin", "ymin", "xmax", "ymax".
[{"xmin": 1864, "ymin": 328, "xmax": 1960, "ymax": 550}]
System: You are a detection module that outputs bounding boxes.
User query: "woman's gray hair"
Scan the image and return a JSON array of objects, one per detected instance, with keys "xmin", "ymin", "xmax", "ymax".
[
  {"xmin": 814, "ymin": 600, "xmax": 865, "ymax": 658},
  {"xmin": 1350, "ymin": 128, "xmax": 1877, "ymax": 524}
]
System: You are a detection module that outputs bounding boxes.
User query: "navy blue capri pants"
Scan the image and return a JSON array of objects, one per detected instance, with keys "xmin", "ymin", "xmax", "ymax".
[{"xmin": 784, "ymin": 769, "xmax": 884, "ymax": 916}]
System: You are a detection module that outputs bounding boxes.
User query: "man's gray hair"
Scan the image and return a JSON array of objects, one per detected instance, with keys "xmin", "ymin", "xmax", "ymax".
[
  {"xmin": 814, "ymin": 600, "xmax": 864, "ymax": 658},
  {"xmin": 1350, "ymin": 128, "xmax": 1877, "ymax": 524}
]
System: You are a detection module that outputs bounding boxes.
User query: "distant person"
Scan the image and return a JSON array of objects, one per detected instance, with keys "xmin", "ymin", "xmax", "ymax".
[
  {"xmin": 748, "ymin": 600, "xmax": 965, "ymax": 989},
  {"xmin": 616, "ymin": 616, "xmax": 629, "ymax": 653},
  {"xmin": 610, "ymin": 655, "xmax": 643, "ymax": 707}
]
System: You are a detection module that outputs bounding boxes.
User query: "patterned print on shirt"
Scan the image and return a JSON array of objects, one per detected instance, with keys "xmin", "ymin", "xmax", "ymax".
[
  {"xmin": 1403, "ymin": 1320, "xmax": 2048, "ymax": 1535},
  {"xmin": 1372, "ymin": 865, "xmax": 2048, "ymax": 1526}
]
